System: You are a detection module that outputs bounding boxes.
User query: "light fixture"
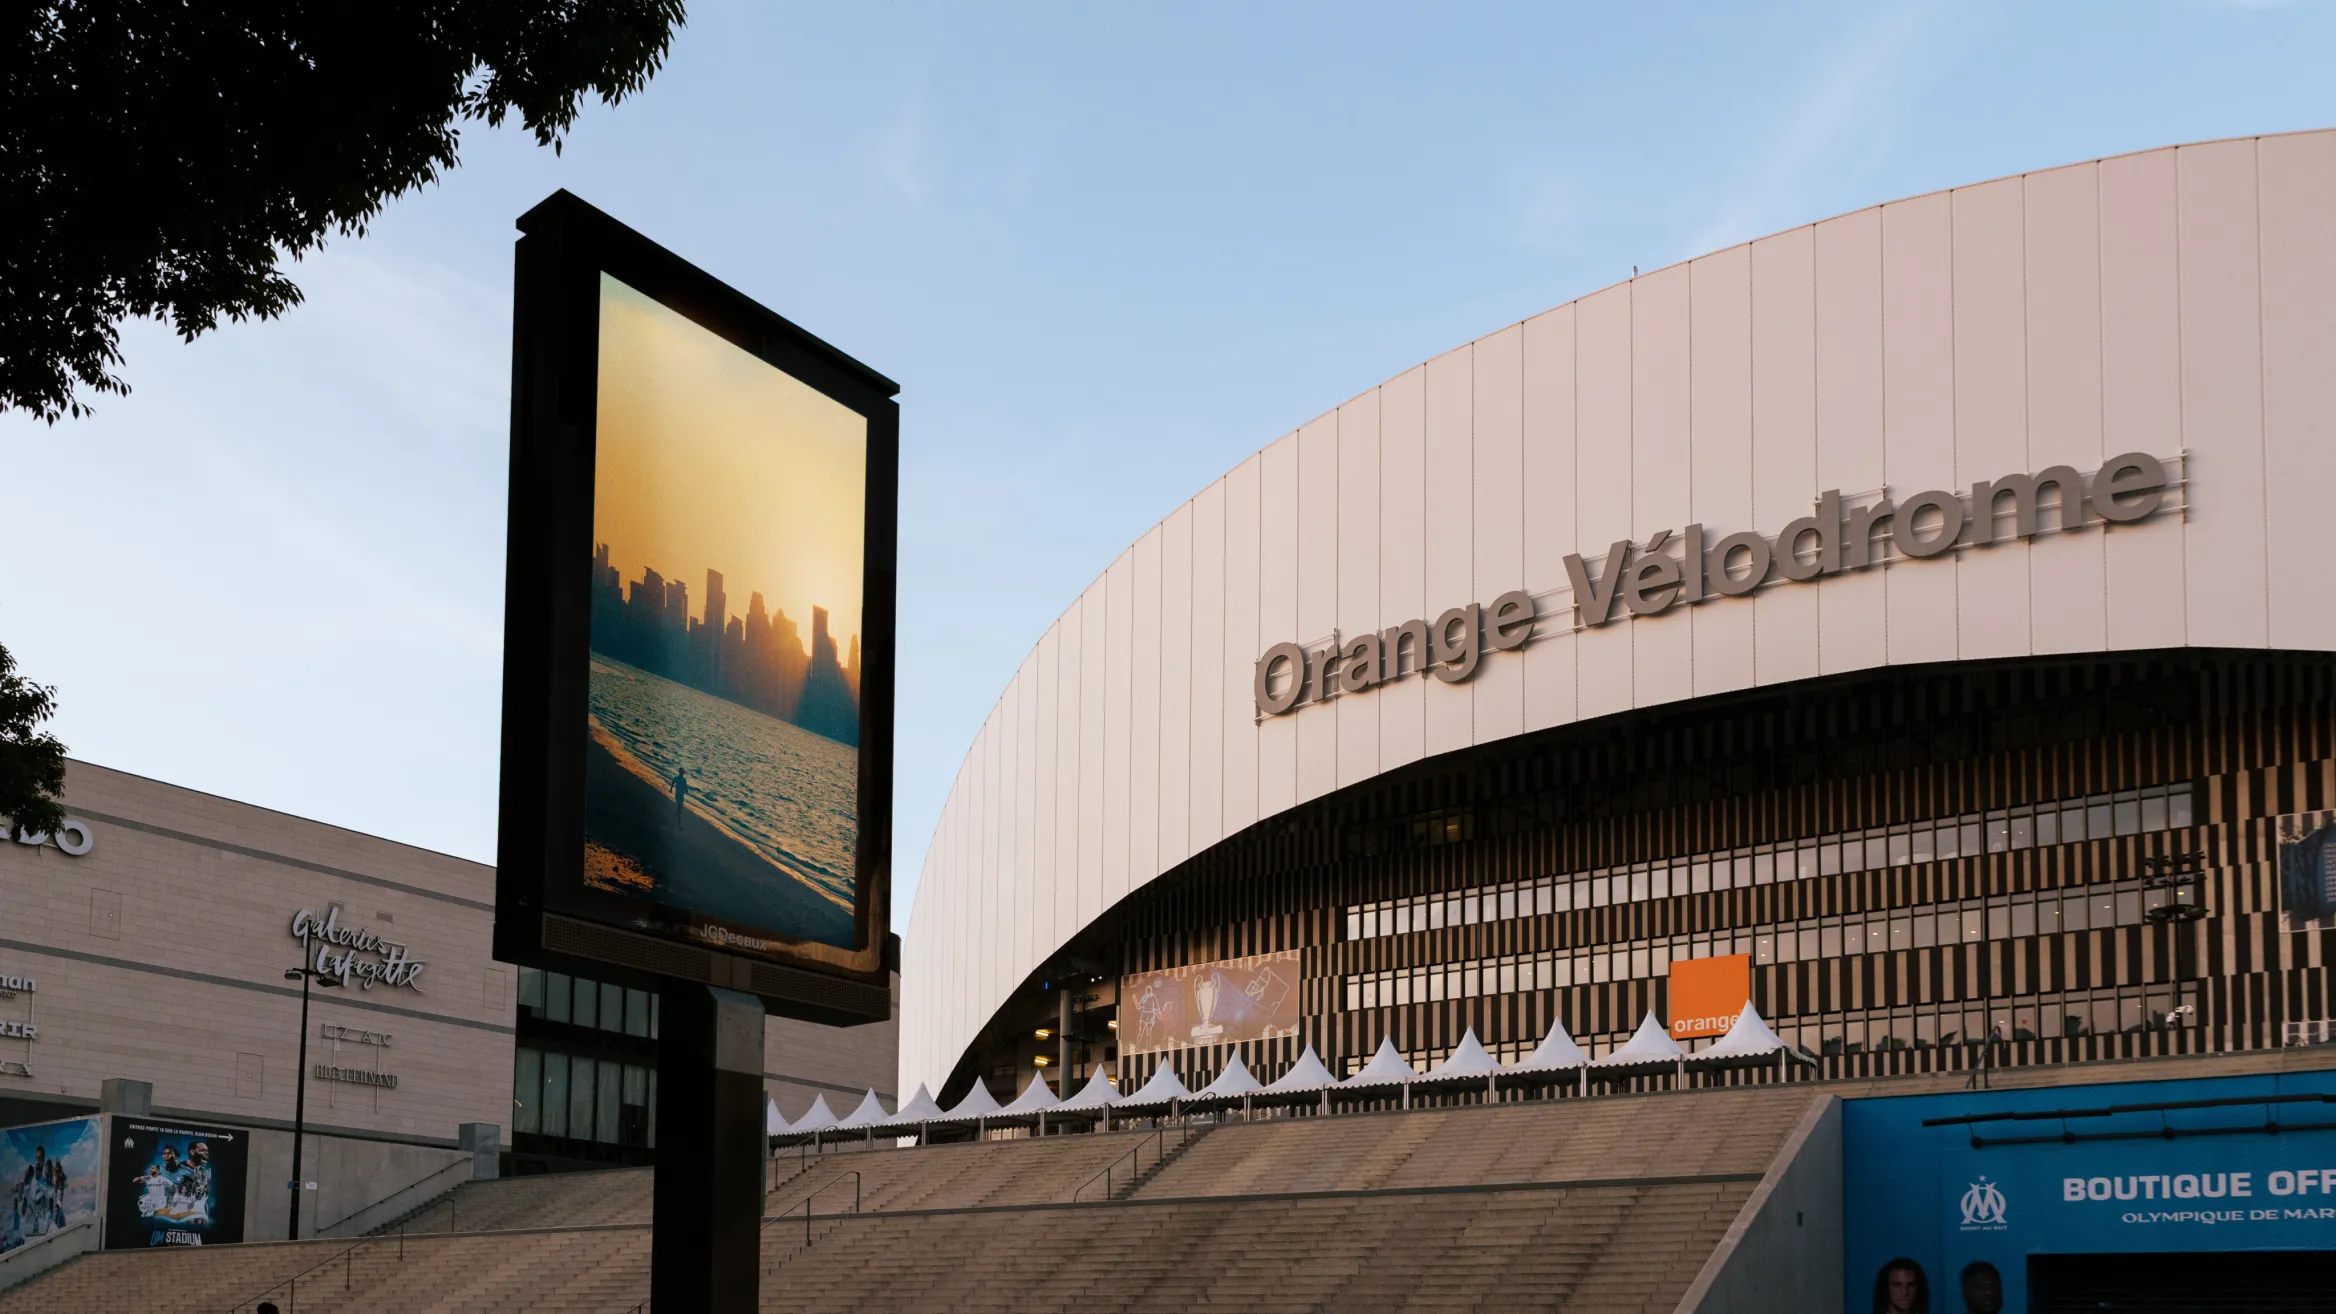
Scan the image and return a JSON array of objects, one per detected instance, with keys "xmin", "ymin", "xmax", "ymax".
[
  {"xmin": 1034, "ymin": 1028, "xmax": 1051, "ymax": 1039},
  {"xmin": 1106, "ymin": 1019, "xmax": 1118, "ymax": 1031},
  {"xmin": 1032, "ymin": 1055, "xmax": 1050, "ymax": 1066}
]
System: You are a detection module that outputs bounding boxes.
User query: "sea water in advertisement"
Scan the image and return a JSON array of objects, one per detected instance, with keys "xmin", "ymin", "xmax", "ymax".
[
  {"xmin": 1845, "ymin": 1071, "xmax": 2336, "ymax": 1312},
  {"xmin": 105, "ymin": 1120, "xmax": 248, "ymax": 1248},
  {"xmin": 583, "ymin": 272, "xmax": 867, "ymax": 952},
  {"xmin": 2, "ymin": 1116, "xmax": 99, "ymax": 1255}
]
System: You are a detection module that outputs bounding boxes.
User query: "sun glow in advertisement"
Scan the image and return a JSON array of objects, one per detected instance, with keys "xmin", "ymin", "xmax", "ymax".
[{"xmin": 583, "ymin": 273, "xmax": 868, "ymax": 954}]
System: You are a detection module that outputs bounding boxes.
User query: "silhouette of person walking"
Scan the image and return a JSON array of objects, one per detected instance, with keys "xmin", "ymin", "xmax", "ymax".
[{"xmin": 672, "ymin": 765, "xmax": 690, "ymax": 821}]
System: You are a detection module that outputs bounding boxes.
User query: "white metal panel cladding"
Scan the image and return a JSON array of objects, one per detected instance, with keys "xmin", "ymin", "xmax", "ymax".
[{"xmin": 899, "ymin": 132, "xmax": 2336, "ymax": 1093}]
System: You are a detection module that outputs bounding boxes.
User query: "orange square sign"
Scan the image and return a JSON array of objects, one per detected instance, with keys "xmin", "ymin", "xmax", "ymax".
[{"xmin": 1669, "ymin": 953, "xmax": 1750, "ymax": 1039}]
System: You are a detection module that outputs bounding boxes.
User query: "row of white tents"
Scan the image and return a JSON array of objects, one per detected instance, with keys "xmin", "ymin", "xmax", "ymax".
[{"xmin": 769, "ymin": 1001, "xmax": 1812, "ymax": 1145}]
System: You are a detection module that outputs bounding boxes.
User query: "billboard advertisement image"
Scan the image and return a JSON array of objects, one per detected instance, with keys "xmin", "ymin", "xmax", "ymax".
[
  {"xmin": 1121, "ymin": 950, "xmax": 1302, "ymax": 1056},
  {"xmin": 498, "ymin": 192, "xmax": 897, "ymax": 1016},
  {"xmin": 105, "ymin": 1120, "xmax": 247, "ymax": 1249},
  {"xmin": 2, "ymin": 1116, "xmax": 99, "ymax": 1255},
  {"xmin": 585, "ymin": 273, "xmax": 867, "ymax": 952}
]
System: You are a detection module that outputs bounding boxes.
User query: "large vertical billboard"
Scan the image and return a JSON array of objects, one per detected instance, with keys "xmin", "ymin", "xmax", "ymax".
[
  {"xmin": 103, "ymin": 1120, "xmax": 248, "ymax": 1249},
  {"xmin": 497, "ymin": 191, "xmax": 898, "ymax": 1023},
  {"xmin": 2, "ymin": 1116, "xmax": 99, "ymax": 1255}
]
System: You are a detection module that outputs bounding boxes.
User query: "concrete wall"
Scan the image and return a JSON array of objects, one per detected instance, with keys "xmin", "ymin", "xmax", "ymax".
[
  {"xmin": 765, "ymin": 973, "xmax": 900, "ymax": 1120},
  {"xmin": 0, "ymin": 761, "xmax": 513, "ymax": 1145},
  {"xmin": 245, "ymin": 1126, "xmax": 476, "ymax": 1242},
  {"xmin": 1678, "ymin": 1094, "xmax": 1844, "ymax": 1314},
  {"xmin": 901, "ymin": 128, "xmax": 2336, "ymax": 1092}
]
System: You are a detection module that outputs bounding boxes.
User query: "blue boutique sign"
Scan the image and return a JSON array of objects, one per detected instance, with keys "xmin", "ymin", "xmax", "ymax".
[{"xmin": 1845, "ymin": 1069, "xmax": 2336, "ymax": 1312}]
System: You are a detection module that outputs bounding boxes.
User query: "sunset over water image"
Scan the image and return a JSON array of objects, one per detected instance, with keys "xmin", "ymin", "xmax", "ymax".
[{"xmin": 583, "ymin": 273, "xmax": 864, "ymax": 948}]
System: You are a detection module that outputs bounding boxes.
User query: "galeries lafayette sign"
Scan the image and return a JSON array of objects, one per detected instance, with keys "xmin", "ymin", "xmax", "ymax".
[
  {"xmin": 289, "ymin": 907, "xmax": 427, "ymax": 992},
  {"xmin": 1255, "ymin": 452, "xmax": 2172, "ymax": 716}
]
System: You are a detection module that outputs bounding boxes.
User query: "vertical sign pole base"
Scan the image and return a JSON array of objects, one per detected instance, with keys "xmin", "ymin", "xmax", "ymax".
[{"xmin": 652, "ymin": 984, "xmax": 766, "ymax": 1313}]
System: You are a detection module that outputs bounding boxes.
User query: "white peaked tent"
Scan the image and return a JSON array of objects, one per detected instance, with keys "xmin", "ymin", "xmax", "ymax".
[
  {"xmin": 1052, "ymin": 1066, "xmax": 1120, "ymax": 1119},
  {"xmin": 784, "ymin": 1093, "xmax": 841, "ymax": 1143},
  {"xmin": 886, "ymin": 1083, "xmax": 946, "ymax": 1127},
  {"xmin": 1510, "ymin": 1016, "xmax": 1590, "ymax": 1072},
  {"xmin": 1115, "ymin": 1061, "xmax": 1192, "ymax": 1110},
  {"xmin": 836, "ymin": 1089, "xmax": 892, "ymax": 1131},
  {"xmin": 1263, "ymin": 1044, "xmax": 1338, "ymax": 1094},
  {"xmin": 765, "ymin": 1096, "xmax": 790, "ymax": 1138},
  {"xmin": 1194, "ymin": 1052, "xmax": 1265, "ymax": 1103},
  {"xmin": 1342, "ymin": 1037, "xmax": 1418, "ymax": 1087},
  {"xmin": 1686, "ymin": 1002, "xmax": 1812, "ymax": 1077},
  {"xmin": 1418, "ymin": 1028, "xmax": 1500, "ymax": 1088},
  {"xmin": 1504, "ymin": 1015, "xmax": 1592, "ymax": 1096},
  {"xmin": 1590, "ymin": 1012, "xmax": 1690, "ymax": 1083},
  {"xmin": 1256, "ymin": 1043, "xmax": 1339, "ymax": 1113},
  {"xmin": 1341, "ymin": 1037, "xmax": 1420, "ymax": 1108},
  {"xmin": 938, "ymin": 1078, "xmax": 1004, "ymax": 1123},
  {"xmin": 999, "ymin": 1071, "xmax": 1060, "ymax": 1117}
]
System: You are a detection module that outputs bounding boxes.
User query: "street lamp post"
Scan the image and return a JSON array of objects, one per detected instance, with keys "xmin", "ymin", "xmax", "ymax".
[{"xmin": 285, "ymin": 937, "xmax": 342, "ymax": 1241}]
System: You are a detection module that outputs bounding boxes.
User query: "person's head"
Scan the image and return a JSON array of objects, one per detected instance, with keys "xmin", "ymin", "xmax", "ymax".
[
  {"xmin": 258, "ymin": 1303, "xmax": 280, "ymax": 1314},
  {"xmin": 160, "ymin": 1146, "xmax": 178, "ymax": 1167},
  {"xmin": 1959, "ymin": 1261, "xmax": 2002, "ymax": 1314},
  {"xmin": 1873, "ymin": 1258, "xmax": 1929, "ymax": 1314},
  {"xmin": 189, "ymin": 1141, "xmax": 209, "ymax": 1166}
]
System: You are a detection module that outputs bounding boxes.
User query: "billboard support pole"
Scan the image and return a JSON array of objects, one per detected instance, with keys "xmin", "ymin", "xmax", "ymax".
[{"xmin": 651, "ymin": 985, "xmax": 766, "ymax": 1313}]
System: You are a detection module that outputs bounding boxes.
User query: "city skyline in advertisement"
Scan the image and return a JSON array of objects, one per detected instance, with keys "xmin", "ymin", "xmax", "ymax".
[{"xmin": 584, "ymin": 272, "xmax": 865, "ymax": 951}]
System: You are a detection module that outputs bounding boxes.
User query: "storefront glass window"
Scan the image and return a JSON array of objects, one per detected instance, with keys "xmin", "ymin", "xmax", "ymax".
[
  {"xmin": 545, "ymin": 972, "xmax": 572, "ymax": 1025},
  {"xmin": 596, "ymin": 1059, "xmax": 623, "ymax": 1143},
  {"xmin": 573, "ymin": 977, "xmax": 598, "ymax": 1029},
  {"xmin": 514, "ymin": 1049, "xmax": 542, "ymax": 1134},
  {"xmin": 569, "ymin": 1054, "xmax": 596, "ymax": 1137},
  {"xmin": 542, "ymin": 1053, "xmax": 570, "ymax": 1138},
  {"xmin": 626, "ymin": 989, "xmax": 652, "ymax": 1038}
]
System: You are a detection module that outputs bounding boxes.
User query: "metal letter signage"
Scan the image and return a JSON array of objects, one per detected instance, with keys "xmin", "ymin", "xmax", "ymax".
[
  {"xmin": 288, "ymin": 907, "xmax": 428, "ymax": 992},
  {"xmin": 1255, "ymin": 590, "xmax": 1532, "ymax": 717},
  {"xmin": 1563, "ymin": 453, "xmax": 2169, "ymax": 630},
  {"xmin": 1252, "ymin": 452, "xmax": 2175, "ymax": 717}
]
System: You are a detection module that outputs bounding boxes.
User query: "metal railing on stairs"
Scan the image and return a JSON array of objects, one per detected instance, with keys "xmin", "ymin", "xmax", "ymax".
[
  {"xmin": 767, "ymin": 1170, "xmax": 863, "ymax": 1248},
  {"xmin": 220, "ymin": 1234, "xmax": 385, "ymax": 1313},
  {"xmin": 1070, "ymin": 1121, "xmax": 1200, "ymax": 1203}
]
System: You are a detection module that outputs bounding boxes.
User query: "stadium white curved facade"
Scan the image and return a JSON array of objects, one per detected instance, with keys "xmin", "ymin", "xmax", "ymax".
[{"xmin": 901, "ymin": 131, "xmax": 2336, "ymax": 1095}]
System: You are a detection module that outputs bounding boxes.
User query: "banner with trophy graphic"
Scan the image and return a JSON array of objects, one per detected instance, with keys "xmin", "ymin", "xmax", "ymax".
[{"xmin": 1120, "ymin": 950, "xmax": 1302, "ymax": 1057}]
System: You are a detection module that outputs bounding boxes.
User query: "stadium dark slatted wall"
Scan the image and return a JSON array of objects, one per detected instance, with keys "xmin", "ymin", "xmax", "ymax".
[{"xmin": 952, "ymin": 651, "xmax": 2336, "ymax": 1100}]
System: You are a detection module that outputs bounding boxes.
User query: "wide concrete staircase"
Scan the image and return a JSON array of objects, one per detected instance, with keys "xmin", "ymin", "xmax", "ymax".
[{"xmin": 0, "ymin": 1083, "xmax": 1821, "ymax": 1313}]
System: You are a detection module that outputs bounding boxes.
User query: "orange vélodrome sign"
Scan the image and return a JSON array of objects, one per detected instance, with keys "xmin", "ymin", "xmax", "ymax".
[{"xmin": 1669, "ymin": 953, "xmax": 1750, "ymax": 1039}]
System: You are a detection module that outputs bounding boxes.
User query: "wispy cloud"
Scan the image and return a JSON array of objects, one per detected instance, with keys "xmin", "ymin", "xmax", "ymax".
[
  {"xmin": 1682, "ymin": 1, "xmax": 1939, "ymax": 258},
  {"xmin": 877, "ymin": 75, "xmax": 930, "ymax": 204}
]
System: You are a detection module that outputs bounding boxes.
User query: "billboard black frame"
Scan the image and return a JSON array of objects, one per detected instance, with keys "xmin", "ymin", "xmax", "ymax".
[{"xmin": 495, "ymin": 189, "xmax": 898, "ymax": 1026}]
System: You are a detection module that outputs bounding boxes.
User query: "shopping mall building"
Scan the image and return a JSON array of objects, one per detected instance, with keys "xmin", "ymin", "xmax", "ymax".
[
  {"xmin": 900, "ymin": 130, "xmax": 2336, "ymax": 1110},
  {"xmin": 0, "ymin": 759, "xmax": 893, "ymax": 1242}
]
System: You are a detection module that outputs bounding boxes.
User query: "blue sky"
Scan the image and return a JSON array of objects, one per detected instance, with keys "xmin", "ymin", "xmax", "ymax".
[{"xmin": 4, "ymin": 1, "xmax": 2331, "ymax": 931}]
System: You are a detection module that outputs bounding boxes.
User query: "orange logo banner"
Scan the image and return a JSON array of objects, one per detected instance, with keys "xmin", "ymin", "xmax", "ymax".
[{"xmin": 1669, "ymin": 953, "xmax": 1750, "ymax": 1039}]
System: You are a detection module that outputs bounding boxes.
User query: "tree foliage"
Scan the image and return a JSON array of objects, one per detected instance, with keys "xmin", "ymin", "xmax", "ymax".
[
  {"xmin": 1, "ymin": 0, "xmax": 687, "ymax": 422},
  {"xmin": 0, "ymin": 643, "xmax": 67, "ymax": 839}
]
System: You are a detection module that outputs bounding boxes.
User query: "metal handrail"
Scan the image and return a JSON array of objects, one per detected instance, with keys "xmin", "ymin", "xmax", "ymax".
[
  {"xmin": 768, "ymin": 1170, "xmax": 863, "ymax": 1248},
  {"xmin": 317, "ymin": 1154, "xmax": 474, "ymax": 1236},
  {"xmin": 220, "ymin": 1234, "xmax": 382, "ymax": 1312},
  {"xmin": 1072, "ymin": 1127, "xmax": 1166, "ymax": 1203}
]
